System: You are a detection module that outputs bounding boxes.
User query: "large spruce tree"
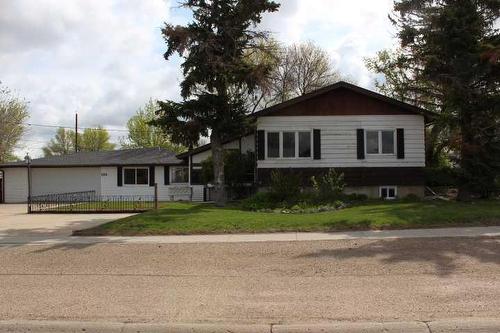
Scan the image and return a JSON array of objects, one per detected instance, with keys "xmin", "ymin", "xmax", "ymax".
[
  {"xmin": 156, "ymin": 0, "xmax": 279, "ymax": 205},
  {"xmin": 391, "ymin": 0, "xmax": 499, "ymax": 199}
]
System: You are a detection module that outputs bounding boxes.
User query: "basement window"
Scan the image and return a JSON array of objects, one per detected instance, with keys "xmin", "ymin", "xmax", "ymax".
[{"xmin": 379, "ymin": 186, "xmax": 397, "ymax": 200}]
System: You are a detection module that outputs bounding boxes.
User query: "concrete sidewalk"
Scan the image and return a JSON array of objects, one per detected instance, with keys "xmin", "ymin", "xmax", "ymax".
[
  {"xmin": 0, "ymin": 225, "xmax": 499, "ymax": 245},
  {"xmin": 1, "ymin": 318, "xmax": 500, "ymax": 332}
]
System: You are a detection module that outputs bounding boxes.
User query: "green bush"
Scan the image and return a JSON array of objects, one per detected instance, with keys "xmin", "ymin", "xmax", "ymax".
[
  {"xmin": 201, "ymin": 150, "xmax": 255, "ymax": 198},
  {"xmin": 345, "ymin": 193, "xmax": 368, "ymax": 202},
  {"xmin": 311, "ymin": 168, "xmax": 346, "ymax": 203},
  {"xmin": 240, "ymin": 192, "xmax": 277, "ymax": 211},
  {"xmin": 424, "ymin": 167, "xmax": 459, "ymax": 187},
  {"xmin": 403, "ymin": 194, "xmax": 421, "ymax": 201},
  {"xmin": 269, "ymin": 170, "xmax": 301, "ymax": 203}
]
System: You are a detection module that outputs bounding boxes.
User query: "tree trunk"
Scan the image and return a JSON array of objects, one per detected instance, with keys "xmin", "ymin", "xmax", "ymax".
[
  {"xmin": 457, "ymin": 111, "xmax": 473, "ymax": 201},
  {"xmin": 211, "ymin": 132, "xmax": 226, "ymax": 206}
]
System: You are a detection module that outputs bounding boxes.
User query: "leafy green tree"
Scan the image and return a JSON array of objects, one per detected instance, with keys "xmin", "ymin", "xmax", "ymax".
[
  {"xmin": 365, "ymin": 49, "xmax": 454, "ymax": 168},
  {"xmin": 0, "ymin": 84, "xmax": 29, "ymax": 162},
  {"xmin": 155, "ymin": 0, "xmax": 279, "ymax": 206},
  {"xmin": 42, "ymin": 127, "xmax": 77, "ymax": 157},
  {"xmin": 79, "ymin": 126, "xmax": 115, "ymax": 152},
  {"xmin": 389, "ymin": 0, "xmax": 499, "ymax": 199},
  {"xmin": 120, "ymin": 99, "xmax": 185, "ymax": 153}
]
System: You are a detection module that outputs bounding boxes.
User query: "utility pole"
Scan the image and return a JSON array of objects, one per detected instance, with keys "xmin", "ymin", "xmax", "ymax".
[{"xmin": 75, "ymin": 113, "xmax": 78, "ymax": 153}]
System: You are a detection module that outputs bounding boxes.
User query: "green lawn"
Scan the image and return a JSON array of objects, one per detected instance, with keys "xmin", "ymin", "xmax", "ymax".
[{"xmin": 73, "ymin": 200, "xmax": 500, "ymax": 236}]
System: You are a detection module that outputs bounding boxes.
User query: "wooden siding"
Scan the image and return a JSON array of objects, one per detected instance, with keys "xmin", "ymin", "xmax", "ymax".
[
  {"xmin": 257, "ymin": 167, "xmax": 425, "ymax": 187},
  {"xmin": 259, "ymin": 87, "xmax": 422, "ymax": 117},
  {"xmin": 257, "ymin": 115, "xmax": 425, "ymax": 168}
]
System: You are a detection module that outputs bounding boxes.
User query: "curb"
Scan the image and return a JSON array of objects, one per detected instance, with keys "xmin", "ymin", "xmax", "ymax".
[{"xmin": 1, "ymin": 319, "xmax": 500, "ymax": 333}]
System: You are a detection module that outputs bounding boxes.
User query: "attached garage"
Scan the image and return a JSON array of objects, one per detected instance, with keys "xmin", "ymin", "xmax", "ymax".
[{"xmin": 0, "ymin": 148, "xmax": 205, "ymax": 203}]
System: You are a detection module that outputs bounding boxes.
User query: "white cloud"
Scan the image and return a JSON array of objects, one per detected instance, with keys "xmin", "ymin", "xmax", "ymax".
[
  {"xmin": 1, "ymin": 0, "xmax": 398, "ymax": 158},
  {"xmin": 261, "ymin": 0, "xmax": 397, "ymax": 87}
]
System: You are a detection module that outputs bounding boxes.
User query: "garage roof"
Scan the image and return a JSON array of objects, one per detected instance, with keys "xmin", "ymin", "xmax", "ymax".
[{"xmin": 0, "ymin": 148, "xmax": 184, "ymax": 168}]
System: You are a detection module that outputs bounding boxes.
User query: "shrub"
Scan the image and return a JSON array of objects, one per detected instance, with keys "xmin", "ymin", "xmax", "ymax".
[
  {"xmin": 201, "ymin": 151, "xmax": 255, "ymax": 198},
  {"xmin": 403, "ymin": 194, "xmax": 421, "ymax": 201},
  {"xmin": 240, "ymin": 192, "xmax": 276, "ymax": 211},
  {"xmin": 269, "ymin": 170, "xmax": 301, "ymax": 203},
  {"xmin": 345, "ymin": 193, "xmax": 368, "ymax": 202},
  {"xmin": 311, "ymin": 168, "xmax": 346, "ymax": 203},
  {"xmin": 424, "ymin": 167, "xmax": 459, "ymax": 187}
]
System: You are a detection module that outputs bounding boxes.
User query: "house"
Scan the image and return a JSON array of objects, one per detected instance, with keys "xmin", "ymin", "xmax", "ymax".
[
  {"xmin": 0, "ymin": 148, "xmax": 204, "ymax": 203},
  {"xmin": 179, "ymin": 81, "xmax": 431, "ymax": 200},
  {"xmin": 0, "ymin": 81, "xmax": 430, "ymax": 203}
]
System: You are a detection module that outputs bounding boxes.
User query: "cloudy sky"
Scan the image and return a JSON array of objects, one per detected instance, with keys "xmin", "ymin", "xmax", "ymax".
[{"xmin": 1, "ymin": 0, "xmax": 398, "ymax": 158}]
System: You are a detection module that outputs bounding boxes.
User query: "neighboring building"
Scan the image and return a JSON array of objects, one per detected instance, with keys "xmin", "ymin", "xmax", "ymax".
[
  {"xmin": 0, "ymin": 148, "xmax": 201, "ymax": 203},
  {"xmin": 0, "ymin": 82, "xmax": 431, "ymax": 203}
]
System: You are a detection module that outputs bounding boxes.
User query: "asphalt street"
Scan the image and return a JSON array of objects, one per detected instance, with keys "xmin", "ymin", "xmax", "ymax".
[{"xmin": 0, "ymin": 237, "xmax": 499, "ymax": 324}]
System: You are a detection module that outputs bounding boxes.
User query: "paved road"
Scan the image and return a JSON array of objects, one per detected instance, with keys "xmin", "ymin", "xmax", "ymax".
[{"xmin": 0, "ymin": 237, "xmax": 499, "ymax": 324}]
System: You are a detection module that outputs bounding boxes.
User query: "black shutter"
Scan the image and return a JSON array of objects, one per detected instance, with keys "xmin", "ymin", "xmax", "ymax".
[
  {"xmin": 164, "ymin": 166, "xmax": 170, "ymax": 185},
  {"xmin": 149, "ymin": 166, "xmax": 155, "ymax": 186},
  {"xmin": 397, "ymin": 128, "xmax": 405, "ymax": 159},
  {"xmin": 117, "ymin": 166, "xmax": 123, "ymax": 187},
  {"xmin": 356, "ymin": 129, "xmax": 365, "ymax": 159},
  {"xmin": 257, "ymin": 130, "xmax": 265, "ymax": 160},
  {"xmin": 313, "ymin": 129, "xmax": 321, "ymax": 160}
]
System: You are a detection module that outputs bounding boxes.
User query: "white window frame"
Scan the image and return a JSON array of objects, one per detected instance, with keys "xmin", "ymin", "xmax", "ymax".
[
  {"xmin": 123, "ymin": 167, "xmax": 149, "ymax": 186},
  {"xmin": 170, "ymin": 166, "xmax": 189, "ymax": 184},
  {"xmin": 265, "ymin": 130, "xmax": 313, "ymax": 159},
  {"xmin": 365, "ymin": 129, "xmax": 396, "ymax": 156},
  {"xmin": 379, "ymin": 186, "xmax": 397, "ymax": 200}
]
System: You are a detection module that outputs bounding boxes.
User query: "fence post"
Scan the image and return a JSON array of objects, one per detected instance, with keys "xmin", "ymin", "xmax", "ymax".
[{"xmin": 154, "ymin": 183, "xmax": 158, "ymax": 210}]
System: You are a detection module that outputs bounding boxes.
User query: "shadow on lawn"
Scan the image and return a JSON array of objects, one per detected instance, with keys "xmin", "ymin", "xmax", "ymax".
[{"xmin": 296, "ymin": 236, "xmax": 500, "ymax": 277}]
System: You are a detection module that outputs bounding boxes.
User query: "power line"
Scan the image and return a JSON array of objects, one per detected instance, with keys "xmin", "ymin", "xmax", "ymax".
[{"xmin": 25, "ymin": 123, "xmax": 129, "ymax": 132}]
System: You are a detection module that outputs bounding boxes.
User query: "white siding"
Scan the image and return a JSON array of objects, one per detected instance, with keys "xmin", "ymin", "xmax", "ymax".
[
  {"xmin": 100, "ymin": 166, "xmax": 205, "ymax": 202},
  {"xmin": 241, "ymin": 134, "xmax": 255, "ymax": 153},
  {"xmin": 191, "ymin": 134, "xmax": 255, "ymax": 164},
  {"xmin": 3, "ymin": 168, "xmax": 28, "ymax": 203},
  {"xmin": 100, "ymin": 166, "xmax": 158, "ymax": 198},
  {"xmin": 257, "ymin": 115, "xmax": 425, "ymax": 168},
  {"xmin": 31, "ymin": 167, "xmax": 101, "ymax": 196}
]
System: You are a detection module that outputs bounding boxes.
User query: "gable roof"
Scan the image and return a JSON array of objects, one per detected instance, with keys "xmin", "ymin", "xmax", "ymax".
[
  {"xmin": 0, "ymin": 148, "xmax": 184, "ymax": 168},
  {"xmin": 177, "ymin": 81, "xmax": 434, "ymax": 159},
  {"xmin": 252, "ymin": 81, "xmax": 434, "ymax": 118}
]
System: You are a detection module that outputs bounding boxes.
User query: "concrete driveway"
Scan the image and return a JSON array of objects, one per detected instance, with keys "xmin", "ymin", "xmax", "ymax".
[{"xmin": 0, "ymin": 204, "xmax": 133, "ymax": 239}]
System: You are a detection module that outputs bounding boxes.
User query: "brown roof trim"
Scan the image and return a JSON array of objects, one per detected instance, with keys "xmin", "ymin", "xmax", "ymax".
[{"xmin": 251, "ymin": 81, "xmax": 436, "ymax": 119}]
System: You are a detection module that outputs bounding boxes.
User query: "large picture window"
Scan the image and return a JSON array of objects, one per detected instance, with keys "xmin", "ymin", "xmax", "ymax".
[
  {"xmin": 266, "ymin": 130, "xmax": 312, "ymax": 159},
  {"xmin": 366, "ymin": 130, "xmax": 395, "ymax": 155},
  {"xmin": 124, "ymin": 167, "xmax": 149, "ymax": 185},
  {"xmin": 171, "ymin": 166, "xmax": 189, "ymax": 184}
]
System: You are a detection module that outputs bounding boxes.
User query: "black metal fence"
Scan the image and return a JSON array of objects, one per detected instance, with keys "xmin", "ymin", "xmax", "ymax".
[{"xmin": 30, "ymin": 190, "xmax": 157, "ymax": 213}]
